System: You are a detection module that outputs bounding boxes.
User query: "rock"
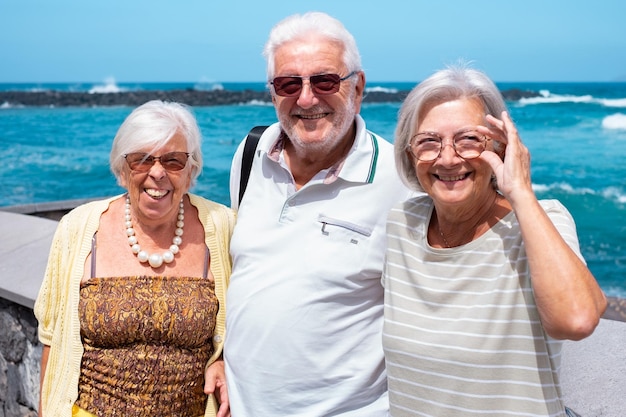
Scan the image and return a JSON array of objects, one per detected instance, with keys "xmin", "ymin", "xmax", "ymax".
[
  {"xmin": 0, "ymin": 88, "xmax": 540, "ymax": 107},
  {"xmin": 500, "ymin": 88, "xmax": 541, "ymax": 101},
  {"xmin": 0, "ymin": 310, "xmax": 26, "ymax": 363},
  {"xmin": 17, "ymin": 341, "xmax": 41, "ymax": 411}
]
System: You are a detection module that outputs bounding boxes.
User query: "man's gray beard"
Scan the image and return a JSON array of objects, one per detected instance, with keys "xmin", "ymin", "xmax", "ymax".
[{"xmin": 277, "ymin": 92, "xmax": 357, "ymax": 155}]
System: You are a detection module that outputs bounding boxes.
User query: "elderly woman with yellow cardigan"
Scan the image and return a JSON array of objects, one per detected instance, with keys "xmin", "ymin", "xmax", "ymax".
[{"xmin": 35, "ymin": 100, "xmax": 234, "ymax": 417}]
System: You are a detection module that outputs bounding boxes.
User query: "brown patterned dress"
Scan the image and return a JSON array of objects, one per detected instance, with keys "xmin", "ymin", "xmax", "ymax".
[{"xmin": 75, "ymin": 276, "xmax": 218, "ymax": 417}]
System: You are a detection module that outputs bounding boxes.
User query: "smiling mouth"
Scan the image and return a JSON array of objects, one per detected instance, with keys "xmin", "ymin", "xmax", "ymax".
[
  {"xmin": 435, "ymin": 173, "xmax": 471, "ymax": 182},
  {"xmin": 298, "ymin": 113, "xmax": 328, "ymax": 120},
  {"xmin": 145, "ymin": 189, "xmax": 169, "ymax": 199}
]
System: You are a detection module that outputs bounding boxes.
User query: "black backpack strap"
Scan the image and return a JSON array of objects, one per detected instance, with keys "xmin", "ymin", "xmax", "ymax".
[{"xmin": 238, "ymin": 125, "xmax": 268, "ymax": 205}]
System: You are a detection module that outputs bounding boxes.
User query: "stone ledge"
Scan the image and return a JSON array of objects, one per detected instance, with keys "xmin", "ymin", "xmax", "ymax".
[
  {"xmin": 0, "ymin": 211, "xmax": 58, "ymax": 309},
  {"xmin": 561, "ymin": 318, "xmax": 626, "ymax": 416}
]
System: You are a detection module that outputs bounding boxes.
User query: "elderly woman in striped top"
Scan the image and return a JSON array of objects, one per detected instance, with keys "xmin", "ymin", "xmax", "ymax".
[{"xmin": 382, "ymin": 65, "xmax": 606, "ymax": 417}]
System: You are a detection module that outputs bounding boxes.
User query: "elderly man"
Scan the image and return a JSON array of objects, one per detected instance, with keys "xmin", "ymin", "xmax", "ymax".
[{"xmin": 225, "ymin": 12, "xmax": 412, "ymax": 416}]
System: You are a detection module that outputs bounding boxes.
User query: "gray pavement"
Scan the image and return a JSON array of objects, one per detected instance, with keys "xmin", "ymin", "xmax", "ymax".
[
  {"xmin": 0, "ymin": 210, "xmax": 57, "ymax": 308},
  {"xmin": 561, "ymin": 318, "xmax": 626, "ymax": 416}
]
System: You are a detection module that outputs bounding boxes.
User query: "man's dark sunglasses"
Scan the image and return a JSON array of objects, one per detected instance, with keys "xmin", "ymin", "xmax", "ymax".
[{"xmin": 270, "ymin": 71, "xmax": 357, "ymax": 97}]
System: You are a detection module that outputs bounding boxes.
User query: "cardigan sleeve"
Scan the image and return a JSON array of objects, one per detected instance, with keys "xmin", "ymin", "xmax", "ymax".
[
  {"xmin": 190, "ymin": 195, "xmax": 235, "ymax": 362},
  {"xmin": 191, "ymin": 195, "xmax": 236, "ymax": 417},
  {"xmin": 34, "ymin": 215, "xmax": 70, "ymax": 346}
]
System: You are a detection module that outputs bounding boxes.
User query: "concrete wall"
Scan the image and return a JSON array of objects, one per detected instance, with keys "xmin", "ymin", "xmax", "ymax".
[{"xmin": 0, "ymin": 210, "xmax": 56, "ymax": 417}]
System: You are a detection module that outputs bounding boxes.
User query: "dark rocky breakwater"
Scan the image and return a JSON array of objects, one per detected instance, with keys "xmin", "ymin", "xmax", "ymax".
[{"xmin": 0, "ymin": 88, "xmax": 540, "ymax": 107}]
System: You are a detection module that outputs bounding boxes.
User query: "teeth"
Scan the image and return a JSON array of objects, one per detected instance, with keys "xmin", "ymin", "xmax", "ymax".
[
  {"xmin": 145, "ymin": 189, "xmax": 168, "ymax": 198},
  {"xmin": 299, "ymin": 114, "xmax": 326, "ymax": 120},
  {"xmin": 439, "ymin": 174, "xmax": 467, "ymax": 182}
]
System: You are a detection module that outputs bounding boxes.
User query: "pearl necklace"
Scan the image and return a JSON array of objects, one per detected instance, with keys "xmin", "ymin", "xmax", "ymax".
[{"xmin": 125, "ymin": 195, "xmax": 184, "ymax": 268}]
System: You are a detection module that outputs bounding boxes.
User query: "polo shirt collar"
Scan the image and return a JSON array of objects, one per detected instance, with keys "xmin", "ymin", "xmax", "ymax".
[{"xmin": 266, "ymin": 115, "xmax": 380, "ymax": 185}]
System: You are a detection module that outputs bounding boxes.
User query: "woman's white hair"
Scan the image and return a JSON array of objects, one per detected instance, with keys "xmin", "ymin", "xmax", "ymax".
[
  {"xmin": 109, "ymin": 100, "xmax": 203, "ymax": 186},
  {"xmin": 394, "ymin": 63, "xmax": 507, "ymax": 191}
]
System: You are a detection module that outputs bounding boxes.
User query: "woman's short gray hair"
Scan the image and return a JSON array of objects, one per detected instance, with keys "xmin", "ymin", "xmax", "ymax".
[
  {"xmin": 394, "ymin": 64, "xmax": 507, "ymax": 192},
  {"xmin": 263, "ymin": 11, "xmax": 362, "ymax": 81},
  {"xmin": 109, "ymin": 100, "xmax": 203, "ymax": 186}
]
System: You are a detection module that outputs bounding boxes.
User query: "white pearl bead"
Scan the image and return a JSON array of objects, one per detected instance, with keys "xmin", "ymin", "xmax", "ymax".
[
  {"xmin": 137, "ymin": 250, "xmax": 149, "ymax": 262},
  {"xmin": 170, "ymin": 244, "xmax": 179, "ymax": 254},
  {"xmin": 131, "ymin": 244, "xmax": 141, "ymax": 254},
  {"xmin": 163, "ymin": 251, "xmax": 174, "ymax": 263},
  {"xmin": 128, "ymin": 236, "xmax": 138, "ymax": 245},
  {"xmin": 148, "ymin": 253, "xmax": 164, "ymax": 268}
]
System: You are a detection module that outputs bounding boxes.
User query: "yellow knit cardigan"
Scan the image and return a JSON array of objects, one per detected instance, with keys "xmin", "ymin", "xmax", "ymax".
[{"xmin": 34, "ymin": 194, "xmax": 235, "ymax": 416}]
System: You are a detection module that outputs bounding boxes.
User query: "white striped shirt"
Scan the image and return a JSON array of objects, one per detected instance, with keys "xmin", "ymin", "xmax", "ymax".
[{"xmin": 383, "ymin": 196, "xmax": 582, "ymax": 417}]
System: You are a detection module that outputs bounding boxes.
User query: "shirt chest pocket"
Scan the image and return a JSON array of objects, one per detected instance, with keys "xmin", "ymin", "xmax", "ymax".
[
  {"xmin": 317, "ymin": 215, "xmax": 373, "ymax": 245},
  {"xmin": 303, "ymin": 214, "xmax": 379, "ymax": 289}
]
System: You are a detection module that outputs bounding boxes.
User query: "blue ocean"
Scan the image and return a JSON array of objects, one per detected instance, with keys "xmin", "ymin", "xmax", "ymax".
[{"xmin": 1, "ymin": 79, "xmax": 625, "ymax": 297}]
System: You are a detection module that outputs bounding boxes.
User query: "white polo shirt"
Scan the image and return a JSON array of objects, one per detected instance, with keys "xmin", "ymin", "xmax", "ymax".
[{"xmin": 225, "ymin": 116, "xmax": 412, "ymax": 416}]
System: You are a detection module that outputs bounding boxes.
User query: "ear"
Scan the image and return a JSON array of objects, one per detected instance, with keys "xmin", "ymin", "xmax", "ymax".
[
  {"xmin": 355, "ymin": 71, "xmax": 366, "ymax": 97},
  {"xmin": 352, "ymin": 71, "xmax": 366, "ymax": 113}
]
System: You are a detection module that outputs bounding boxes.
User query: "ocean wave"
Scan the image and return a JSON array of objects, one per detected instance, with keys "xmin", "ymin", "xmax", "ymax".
[
  {"xmin": 365, "ymin": 86, "xmax": 399, "ymax": 94},
  {"xmin": 0, "ymin": 101, "xmax": 24, "ymax": 109},
  {"xmin": 601, "ymin": 113, "xmax": 626, "ymax": 130},
  {"xmin": 88, "ymin": 77, "xmax": 127, "ymax": 94},
  {"xmin": 518, "ymin": 91, "xmax": 594, "ymax": 105},
  {"xmin": 518, "ymin": 90, "xmax": 626, "ymax": 108},
  {"xmin": 597, "ymin": 98, "xmax": 626, "ymax": 107},
  {"xmin": 533, "ymin": 182, "xmax": 626, "ymax": 204},
  {"xmin": 242, "ymin": 99, "xmax": 273, "ymax": 106},
  {"xmin": 194, "ymin": 79, "xmax": 224, "ymax": 91}
]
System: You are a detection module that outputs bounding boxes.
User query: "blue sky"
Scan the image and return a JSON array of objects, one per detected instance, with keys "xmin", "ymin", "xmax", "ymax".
[{"xmin": 1, "ymin": 0, "xmax": 626, "ymax": 83}]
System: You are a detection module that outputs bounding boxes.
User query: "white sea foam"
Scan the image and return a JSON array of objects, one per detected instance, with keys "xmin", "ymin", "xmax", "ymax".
[
  {"xmin": 243, "ymin": 100, "xmax": 272, "ymax": 106},
  {"xmin": 597, "ymin": 98, "xmax": 626, "ymax": 108},
  {"xmin": 533, "ymin": 182, "xmax": 626, "ymax": 204},
  {"xmin": 194, "ymin": 78, "xmax": 224, "ymax": 91},
  {"xmin": 533, "ymin": 182, "xmax": 626, "ymax": 203},
  {"xmin": 518, "ymin": 90, "xmax": 626, "ymax": 108},
  {"xmin": 88, "ymin": 77, "xmax": 126, "ymax": 94},
  {"xmin": 602, "ymin": 186, "xmax": 626, "ymax": 204},
  {"xmin": 601, "ymin": 113, "xmax": 626, "ymax": 130},
  {"xmin": 532, "ymin": 182, "xmax": 595, "ymax": 195},
  {"xmin": 0, "ymin": 101, "xmax": 24, "ymax": 109},
  {"xmin": 519, "ymin": 92, "xmax": 594, "ymax": 105},
  {"xmin": 365, "ymin": 86, "xmax": 398, "ymax": 94}
]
